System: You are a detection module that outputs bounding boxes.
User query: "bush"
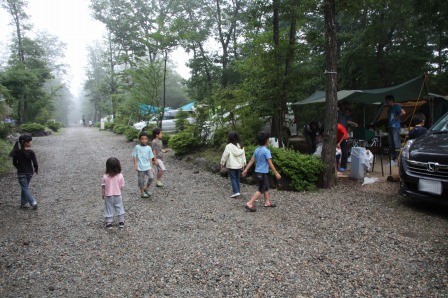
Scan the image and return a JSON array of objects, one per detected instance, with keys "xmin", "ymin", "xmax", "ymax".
[
  {"xmin": 113, "ymin": 124, "xmax": 127, "ymax": 135},
  {"xmin": 21, "ymin": 123, "xmax": 46, "ymax": 133},
  {"xmin": 162, "ymin": 133, "xmax": 171, "ymax": 147},
  {"xmin": 124, "ymin": 126, "xmax": 139, "ymax": 141},
  {"xmin": 0, "ymin": 139, "xmax": 13, "ymax": 174},
  {"xmin": 46, "ymin": 121, "xmax": 62, "ymax": 132},
  {"xmin": 245, "ymin": 146, "xmax": 324, "ymax": 191},
  {"xmin": 0, "ymin": 123, "xmax": 13, "ymax": 139},
  {"xmin": 104, "ymin": 122, "xmax": 115, "ymax": 130},
  {"xmin": 168, "ymin": 127, "xmax": 200, "ymax": 156}
]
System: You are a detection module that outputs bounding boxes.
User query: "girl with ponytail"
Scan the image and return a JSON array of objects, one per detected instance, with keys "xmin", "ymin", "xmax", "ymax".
[{"xmin": 10, "ymin": 135, "xmax": 39, "ymax": 209}]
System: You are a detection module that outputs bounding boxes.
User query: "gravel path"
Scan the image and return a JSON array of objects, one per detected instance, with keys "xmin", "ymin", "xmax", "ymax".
[{"xmin": 0, "ymin": 127, "xmax": 447, "ymax": 297}]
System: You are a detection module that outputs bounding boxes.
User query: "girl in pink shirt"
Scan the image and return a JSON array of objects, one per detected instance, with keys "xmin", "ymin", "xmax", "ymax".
[{"xmin": 102, "ymin": 157, "xmax": 125, "ymax": 229}]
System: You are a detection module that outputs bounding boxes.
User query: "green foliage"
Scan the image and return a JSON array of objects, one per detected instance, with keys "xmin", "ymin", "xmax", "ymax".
[
  {"xmin": 162, "ymin": 133, "xmax": 171, "ymax": 147},
  {"xmin": 245, "ymin": 146, "xmax": 324, "ymax": 191},
  {"xmin": 0, "ymin": 123, "xmax": 13, "ymax": 139},
  {"xmin": 0, "ymin": 139, "xmax": 13, "ymax": 174},
  {"xmin": 113, "ymin": 124, "xmax": 128, "ymax": 135},
  {"xmin": 175, "ymin": 110, "xmax": 190, "ymax": 132},
  {"xmin": 124, "ymin": 126, "xmax": 139, "ymax": 141},
  {"xmin": 104, "ymin": 122, "xmax": 115, "ymax": 130},
  {"xmin": 46, "ymin": 121, "xmax": 62, "ymax": 132},
  {"xmin": 21, "ymin": 123, "xmax": 46, "ymax": 133},
  {"xmin": 168, "ymin": 127, "xmax": 200, "ymax": 156}
]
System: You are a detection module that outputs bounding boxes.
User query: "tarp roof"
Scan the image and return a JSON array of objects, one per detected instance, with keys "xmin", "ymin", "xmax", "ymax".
[
  {"xmin": 293, "ymin": 75, "xmax": 431, "ymax": 105},
  {"xmin": 179, "ymin": 102, "xmax": 195, "ymax": 111}
]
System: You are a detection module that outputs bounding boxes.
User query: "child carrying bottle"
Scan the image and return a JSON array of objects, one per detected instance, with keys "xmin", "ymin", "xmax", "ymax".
[
  {"xmin": 102, "ymin": 157, "xmax": 125, "ymax": 229},
  {"xmin": 10, "ymin": 135, "xmax": 39, "ymax": 210},
  {"xmin": 220, "ymin": 131, "xmax": 246, "ymax": 198}
]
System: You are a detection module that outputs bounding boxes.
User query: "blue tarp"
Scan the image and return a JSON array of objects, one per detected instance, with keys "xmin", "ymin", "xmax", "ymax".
[
  {"xmin": 179, "ymin": 102, "xmax": 195, "ymax": 111},
  {"xmin": 139, "ymin": 104, "xmax": 159, "ymax": 115}
]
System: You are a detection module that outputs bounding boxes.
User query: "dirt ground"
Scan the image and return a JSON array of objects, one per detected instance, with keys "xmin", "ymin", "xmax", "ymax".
[{"xmin": 0, "ymin": 127, "xmax": 446, "ymax": 297}]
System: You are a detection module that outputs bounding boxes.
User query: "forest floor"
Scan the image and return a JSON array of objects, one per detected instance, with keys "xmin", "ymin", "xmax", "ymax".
[{"xmin": 0, "ymin": 126, "xmax": 447, "ymax": 297}]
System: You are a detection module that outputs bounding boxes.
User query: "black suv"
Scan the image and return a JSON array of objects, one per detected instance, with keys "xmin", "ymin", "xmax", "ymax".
[{"xmin": 399, "ymin": 112, "xmax": 448, "ymax": 200}]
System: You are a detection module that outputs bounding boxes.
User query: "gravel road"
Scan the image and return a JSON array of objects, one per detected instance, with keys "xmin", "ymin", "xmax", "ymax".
[{"xmin": 0, "ymin": 126, "xmax": 447, "ymax": 297}]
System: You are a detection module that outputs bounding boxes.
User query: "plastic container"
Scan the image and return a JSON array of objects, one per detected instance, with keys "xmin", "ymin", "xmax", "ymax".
[{"xmin": 350, "ymin": 147, "xmax": 366, "ymax": 180}]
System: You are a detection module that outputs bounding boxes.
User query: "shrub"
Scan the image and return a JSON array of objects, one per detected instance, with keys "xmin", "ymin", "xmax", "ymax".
[
  {"xmin": 245, "ymin": 146, "xmax": 324, "ymax": 191},
  {"xmin": 46, "ymin": 121, "xmax": 62, "ymax": 132},
  {"xmin": 162, "ymin": 133, "xmax": 171, "ymax": 147},
  {"xmin": 104, "ymin": 122, "xmax": 115, "ymax": 130},
  {"xmin": 175, "ymin": 110, "xmax": 190, "ymax": 132},
  {"xmin": 21, "ymin": 123, "xmax": 46, "ymax": 133},
  {"xmin": 0, "ymin": 139, "xmax": 13, "ymax": 174},
  {"xmin": 0, "ymin": 123, "xmax": 13, "ymax": 139},
  {"xmin": 124, "ymin": 126, "xmax": 139, "ymax": 141},
  {"xmin": 168, "ymin": 127, "xmax": 200, "ymax": 156},
  {"xmin": 113, "ymin": 124, "xmax": 127, "ymax": 135}
]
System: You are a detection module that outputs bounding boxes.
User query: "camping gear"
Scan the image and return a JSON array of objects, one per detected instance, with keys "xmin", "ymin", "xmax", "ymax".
[{"xmin": 350, "ymin": 147, "xmax": 370, "ymax": 180}]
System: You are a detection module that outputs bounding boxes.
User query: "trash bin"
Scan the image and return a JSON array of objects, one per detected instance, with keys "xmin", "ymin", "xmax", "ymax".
[{"xmin": 350, "ymin": 147, "xmax": 366, "ymax": 180}]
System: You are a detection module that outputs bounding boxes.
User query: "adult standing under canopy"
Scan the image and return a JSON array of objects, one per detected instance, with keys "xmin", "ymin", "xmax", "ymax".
[{"xmin": 384, "ymin": 95, "xmax": 405, "ymax": 162}]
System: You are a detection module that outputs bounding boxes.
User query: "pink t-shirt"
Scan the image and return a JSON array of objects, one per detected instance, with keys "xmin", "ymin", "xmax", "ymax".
[{"xmin": 102, "ymin": 173, "xmax": 124, "ymax": 196}]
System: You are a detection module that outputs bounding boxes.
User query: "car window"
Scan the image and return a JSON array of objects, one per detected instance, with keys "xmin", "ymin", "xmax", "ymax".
[{"xmin": 430, "ymin": 112, "xmax": 448, "ymax": 132}]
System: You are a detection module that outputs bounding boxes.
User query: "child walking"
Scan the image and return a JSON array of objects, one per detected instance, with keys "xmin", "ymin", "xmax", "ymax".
[
  {"xmin": 10, "ymin": 135, "xmax": 39, "ymax": 210},
  {"xmin": 102, "ymin": 157, "xmax": 125, "ymax": 229},
  {"xmin": 242, "ymin": 131, "xmax": 281, "ymax": 212},
  {"xmin": 220, "ymin": 131, "xmax": 246, "ymax": 198},
  {"xmin": 152, "ymin": 128, "xmax": 166, "ymax": 187},
  {"xmin": 133, "ymin": 132, "xmax": 155, "ymax": 198}
]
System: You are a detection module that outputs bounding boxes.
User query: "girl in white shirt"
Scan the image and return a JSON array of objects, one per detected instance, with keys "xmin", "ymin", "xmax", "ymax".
[
  {"xmin": 220, "ymin": 132, "xmax": 246, "ymax": 198},
  {"xmin": 102, "ymin": 157, "xmax": 125, "ymax": 229}
]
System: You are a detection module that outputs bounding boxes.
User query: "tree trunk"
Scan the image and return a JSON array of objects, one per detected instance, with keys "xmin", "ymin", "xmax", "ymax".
[
  {"xmin": 320, "ymin": 0, "xmax": 338, "ymax": 189},
  {"xmin": 271, "ymin": 0, "xmax": 282, "ymax": 145}
]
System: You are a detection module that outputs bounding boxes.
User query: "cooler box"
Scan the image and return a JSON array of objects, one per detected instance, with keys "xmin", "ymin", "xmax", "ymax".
[{"xmin": 350, "ymin": 147, "xmax": 366, "ymax": 180}]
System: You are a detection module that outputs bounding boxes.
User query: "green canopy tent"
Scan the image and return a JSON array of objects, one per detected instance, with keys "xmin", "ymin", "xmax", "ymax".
[
  {"xmin": 293, "ymin": 75, "xmax": 448, "ymax": 127},
  {"xmin": 294, "ymin": 75, "xmax": 429, "ymax": 105}
]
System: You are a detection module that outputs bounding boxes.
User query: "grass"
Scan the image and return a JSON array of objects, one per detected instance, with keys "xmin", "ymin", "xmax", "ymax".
[{"xmin": 0, "ymin": 139, "xmax": 13, "ymax": 174}]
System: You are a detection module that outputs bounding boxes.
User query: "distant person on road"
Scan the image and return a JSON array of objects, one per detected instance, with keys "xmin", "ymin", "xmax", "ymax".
[
  {"xmin": 132, "ymin": 132, "xmax": 155, "ymax": 198},
  {"xmin": 9, "ymin": 135, "xmax": 39, "ymax": 210},
  {"xmin": 152, "ymin": 128, "xmax": 167, "ymax": 187},
  {"xmin": 385, "ymin": 95, "xmax": 405, "ymax": 162},
  {"xmin": 408, "ymin": 113, "xmax": 427, "ymax": 140},
  {"xmin": 102, "ymin": 157, "xmax": 125, "ymax": 229},
  {"xmin": 220, "ymin": 131, "xmax": 246, "ymax": 198},
  {"xmin": 242, "ymin": 131, "xmax": 281, "ymax": 212}
]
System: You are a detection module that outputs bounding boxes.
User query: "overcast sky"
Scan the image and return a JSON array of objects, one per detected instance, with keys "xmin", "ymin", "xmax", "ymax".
[{"xmin": 0, "ymin": 0, "xmax": 190, "ymax": 97}]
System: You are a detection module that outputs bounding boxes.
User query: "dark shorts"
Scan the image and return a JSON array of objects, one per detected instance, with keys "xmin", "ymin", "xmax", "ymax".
[{"xmin": 255, "ymin": 173, "xmax": 270, "ymax": 193}]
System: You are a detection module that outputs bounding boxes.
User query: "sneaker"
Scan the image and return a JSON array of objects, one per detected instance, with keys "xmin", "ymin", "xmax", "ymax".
[
  {"xmin": 105, "ymin": 223, "xmax": 113, "ymax": 229},
  {"xmin": 118, "ymin": 222, "xmax": 125, "ymax": 229},
  {"xmin": 338, "ymin": 167, "xmax": 346, "ymax": 173},
  {"xmin": 31, "ymin": 204, "xmax": 38, "ymax": 210},
  {"xmin": 141, "ymin": 193, "xmax": 150, "ymax": 198},
  {"xmin": 143, "ymin": 189, "xmax": 152, "ymax": 196},
  {"xmin": 20, "ymin": 203, "xmax": 30, "ymax": 209},
  {"xmin": 230, "ymin": 193, "xmax": 240, "ymax": 198},
  {"xmin": 156, "ymin": 180, "xmax": 164, "ymax": 187}
]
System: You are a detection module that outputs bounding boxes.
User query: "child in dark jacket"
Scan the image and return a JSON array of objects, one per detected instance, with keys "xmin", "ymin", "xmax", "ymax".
[
  {"xmin": 408, "ymin": 113, "xmax": 427, "ymax": 140},
  {"xmin": 10, "ymin": 135, "xmax": 39, "ymax": 209}
]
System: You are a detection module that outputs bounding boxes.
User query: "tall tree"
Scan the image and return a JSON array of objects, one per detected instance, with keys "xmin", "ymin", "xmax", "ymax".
[{"xmin": 320, "ymin": 0, "xmax": 338, "ymax": 188}]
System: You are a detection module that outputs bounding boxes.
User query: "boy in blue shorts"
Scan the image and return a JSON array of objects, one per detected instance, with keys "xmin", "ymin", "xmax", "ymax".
[
  {"xmin": 133, "ymin": 132, "xmax": 155, "ymax": 198},
  {"xmin": 242, "ymin": 131, "xmax": 281, "ymax": 212}
]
